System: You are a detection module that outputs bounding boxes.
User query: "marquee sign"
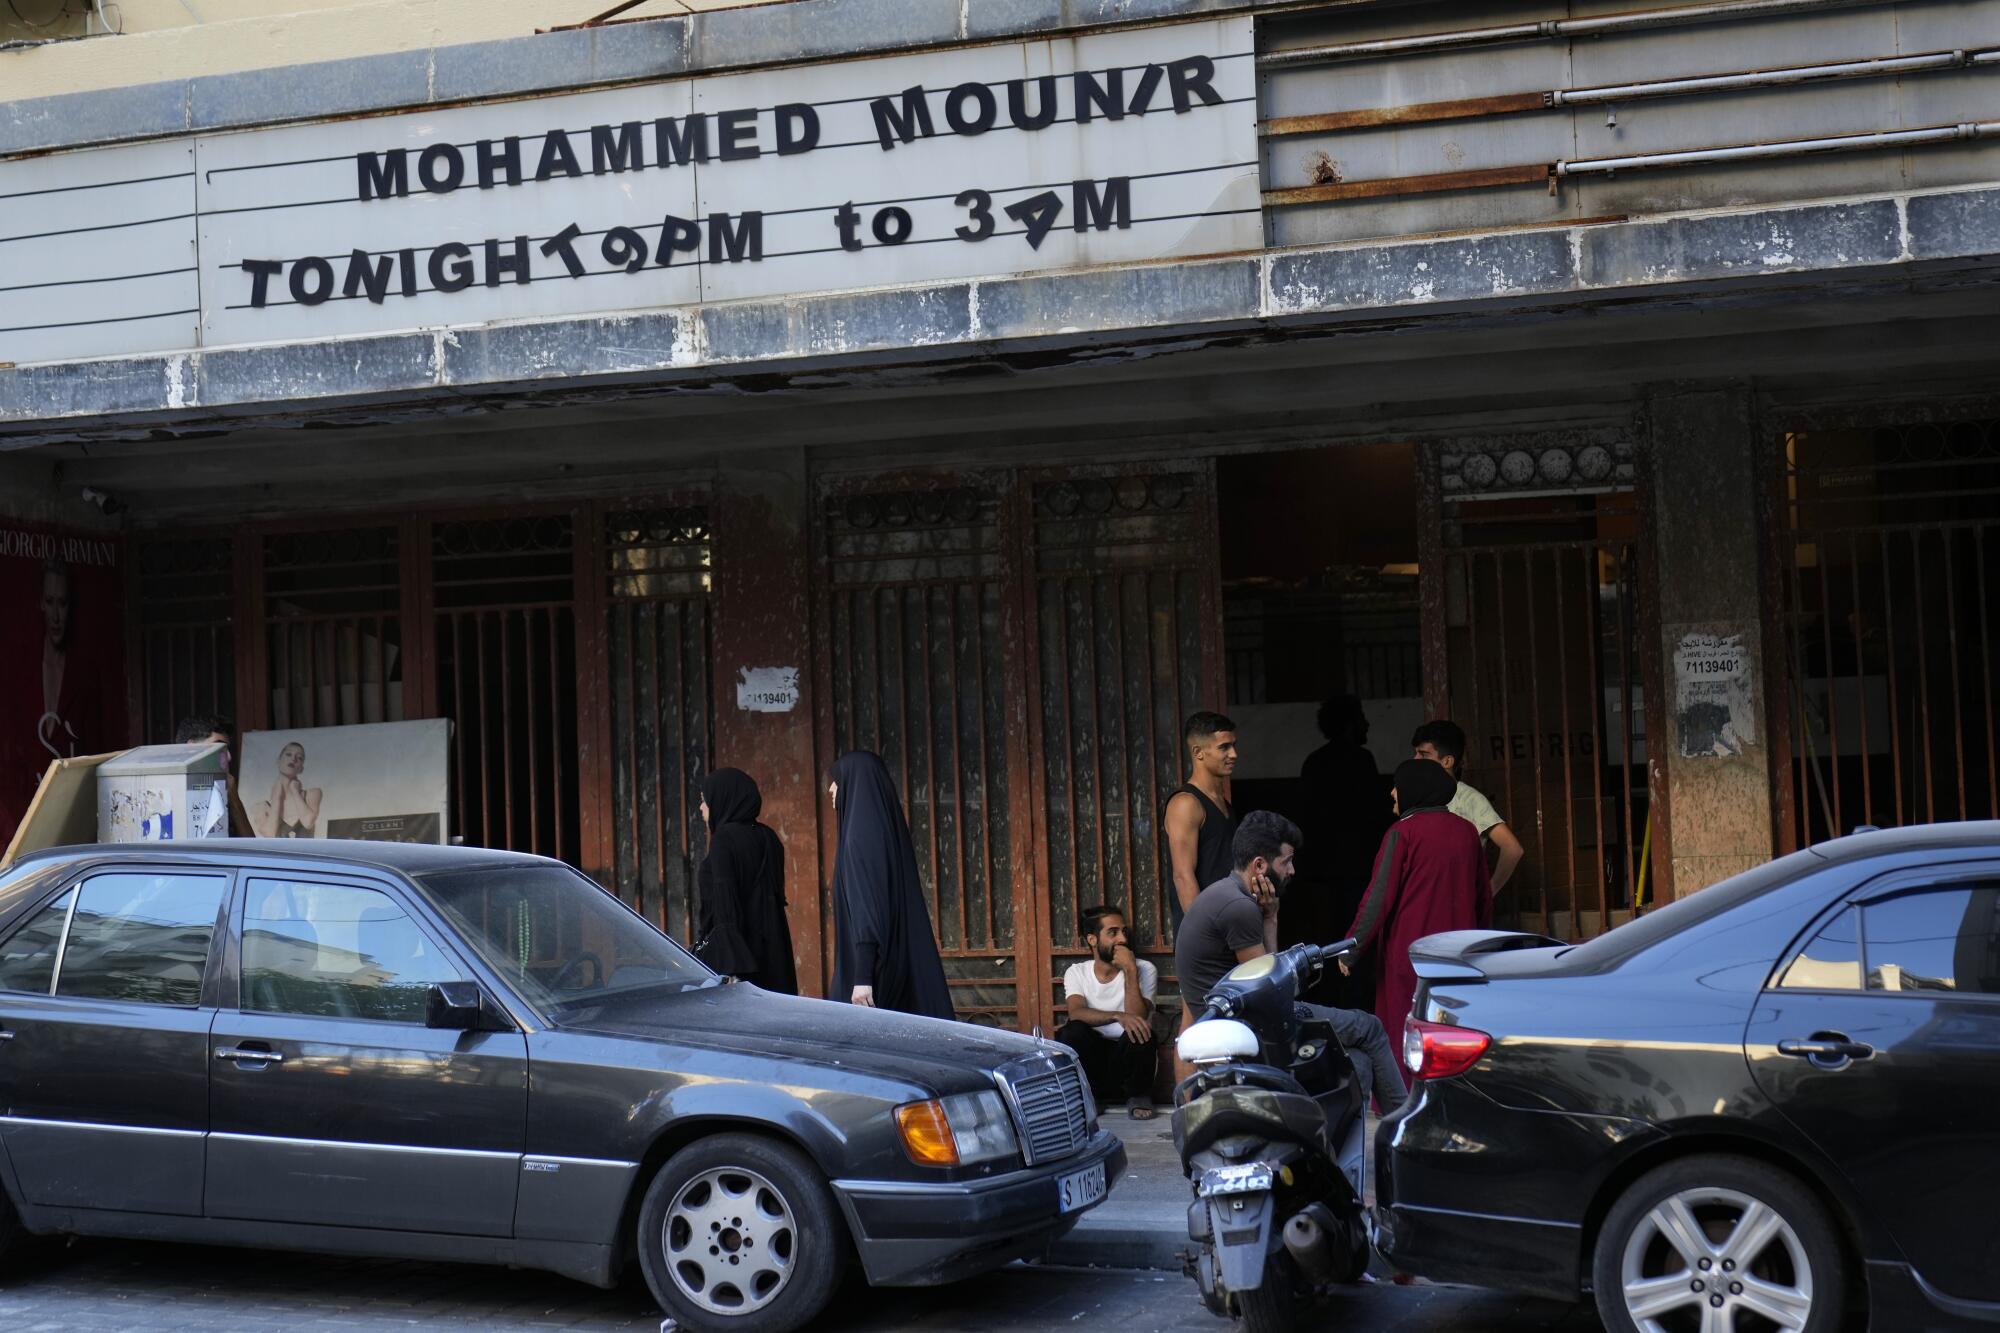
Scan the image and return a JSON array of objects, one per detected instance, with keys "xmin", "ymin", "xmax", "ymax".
[{"xmin": 0, "ymin": 17, "xmax": 1258, "ymax": 368}]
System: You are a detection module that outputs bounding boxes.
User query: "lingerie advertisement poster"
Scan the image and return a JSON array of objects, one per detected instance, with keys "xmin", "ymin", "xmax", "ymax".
[{"xmin": 0, "ymin": 524, "xmax": 128, "ymax": 846}]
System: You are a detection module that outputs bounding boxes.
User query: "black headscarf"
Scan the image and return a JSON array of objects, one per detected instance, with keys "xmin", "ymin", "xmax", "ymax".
[
  {"xmin": 696, "ymin": 769, "xmax": 798, "ymax": 995},
  {"xmin": 828, "ymin": 751, "xmax": 956, "ymax": 1021},
  {"xmin": 1393, "ymin": 758, "xmax": 1457, "ymax": 815}
]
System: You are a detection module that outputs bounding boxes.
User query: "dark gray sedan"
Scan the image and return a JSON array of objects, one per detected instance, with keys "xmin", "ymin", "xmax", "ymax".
[{"xmin": 0, "ymin": 841, "xmax": 1123, "ymax": 1333}]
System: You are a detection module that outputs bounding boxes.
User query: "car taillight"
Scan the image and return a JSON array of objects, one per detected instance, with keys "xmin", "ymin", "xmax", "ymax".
[{"xmin": 1404, "ymin": 1018, "xmax": 1490, "ymax": 1081}]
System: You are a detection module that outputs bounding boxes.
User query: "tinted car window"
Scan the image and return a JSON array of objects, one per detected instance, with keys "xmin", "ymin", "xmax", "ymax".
[
  {"xmin": 242, "ymin": 879, "xmax": 461, "ymax": 1023},
  {"xmin": 1562, "ymin": 847, "xmax": 1823, "ymax": 968},
  {"xmin": 1865, "ymin": 886, "xmax": 2000, "ymax": 996},
  {"xmin": 0, "ymin": 888, "xmax": 75, "ymax": 996},
  {"xmin": 1778, "ymin": 905, "xmax": 1861, "ymax": 990},
  {"xmin": 57, "ymin": 874, "xmax": 227, "ymax": 1006},
  {"xmin": 423, "ymin": 864, "xmax": 711, "ymax": 1015}
]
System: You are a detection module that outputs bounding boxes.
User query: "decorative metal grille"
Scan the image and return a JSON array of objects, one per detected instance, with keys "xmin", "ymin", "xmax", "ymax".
[{"xmin": 605, "ymin": 506, "xmax": 713, "ymax": 940}]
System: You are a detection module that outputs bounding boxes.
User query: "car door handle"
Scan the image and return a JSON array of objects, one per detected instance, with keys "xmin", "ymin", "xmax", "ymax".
[
  {"xmin": 214, "ymin": 1045, "xmax": 284, "ymax": 1065},
  {"xmin": 1776, "ymin": 1034, "xmax": 1874, "ymax": 1066}
]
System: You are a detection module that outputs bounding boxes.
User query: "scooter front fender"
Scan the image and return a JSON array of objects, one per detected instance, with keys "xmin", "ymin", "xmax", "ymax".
[{"xmin": 1204, "ymin": 1189, "xmax": 1276, "ymax": 1295}]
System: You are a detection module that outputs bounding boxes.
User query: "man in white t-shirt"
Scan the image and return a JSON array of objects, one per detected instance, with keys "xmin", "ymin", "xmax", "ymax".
[
  {"xmin": 1056, "ymin": 904, "xmax": 1161, "ymax": 1120},
  {"xmin": 1412, "ymin": 719, "xmax": 1524, "ymax": 894}
]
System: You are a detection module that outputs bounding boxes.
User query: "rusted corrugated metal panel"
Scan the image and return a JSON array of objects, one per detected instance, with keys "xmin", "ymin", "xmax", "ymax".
[
  {"xmin": 1261, "ymin": 93, "xmax": 1548, "ymax": 138},
  {"xmin": 1264, "ymin": 163, "xmax": 1552, "ymax": 207}
]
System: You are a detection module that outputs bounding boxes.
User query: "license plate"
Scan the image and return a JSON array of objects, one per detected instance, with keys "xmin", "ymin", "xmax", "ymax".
[
  {"xmin": 1057, "ymin": 1161, "xmax": 1106, "ymax": 1214},
  {"xmin": 1198, "ymin": 1163, "xmax": 1274, "ymax": 1198}
]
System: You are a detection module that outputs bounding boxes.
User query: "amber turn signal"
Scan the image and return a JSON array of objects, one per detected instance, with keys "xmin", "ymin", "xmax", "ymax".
[{"xmin": 894, "ymin": 1100, "xmax": 960, "ymax": 1167}]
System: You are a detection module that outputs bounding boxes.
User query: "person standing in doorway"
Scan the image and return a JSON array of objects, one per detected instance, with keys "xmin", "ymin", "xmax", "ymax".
[
  {"xmin": 1165, "ymin": 711, "xmax": 1240, "ymax": 935},
  {"xmin": 696, "ymin": 768, "xmax": 799, "ymax": 995},
  {"xmin": 826, "ymin": 751, "xmax": 956, "ymax": 1021},
  {"xmin": 1342, "ymin": 758, "xmax": 1493, "ymax": 1093},
  {"xmin": 1297, "ymin": 694, "xmax": 1393, "ymax": 1006},
  {"xmin": 1412, "ymin": 719, "xmax": 1524, "ymax": 895},
  {"xmin": 1057, "ymin": 904, "xmax": 1160, "ymax": 1121}
]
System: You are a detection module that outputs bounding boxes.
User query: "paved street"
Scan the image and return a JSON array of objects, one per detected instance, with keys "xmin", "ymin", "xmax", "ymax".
[{"xmin": 0, "ymin": 1237, "xmax": 1605, "ymax": 1332}]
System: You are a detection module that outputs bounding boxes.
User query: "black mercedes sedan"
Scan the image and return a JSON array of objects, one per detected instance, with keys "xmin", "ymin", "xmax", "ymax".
[
  {"xmin": 1376, "ymin": 823, "xmax": 2000, "ymax": 1333},
  {"xmin": 0, "ymin": 841, "xmax": 1121, "ymax": 1333}
]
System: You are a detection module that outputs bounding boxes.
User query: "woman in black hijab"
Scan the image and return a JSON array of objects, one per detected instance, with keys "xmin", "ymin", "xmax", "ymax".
[
  {"xmin": 827, "ymin": 751, "xmax": 956, "ymax": 1020},
  {"xmin": 695, "ymin": 768, "xmax": 798, "ymax": 995}
]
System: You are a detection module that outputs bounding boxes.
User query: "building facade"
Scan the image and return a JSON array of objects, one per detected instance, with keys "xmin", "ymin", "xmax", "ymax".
[{"xmin": 4, "ymin": 0, "xmax": 1997, "ymax": 1030}]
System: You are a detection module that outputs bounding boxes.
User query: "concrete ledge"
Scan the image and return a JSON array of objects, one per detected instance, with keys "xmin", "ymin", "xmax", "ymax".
[
  {"xmin": 1906, "ymin": 187, "xmax": 2000, "ymax": 261},
  {"xmin": 2, "ymin": 185, "xmax": 1994, "ymax": 433},
  {"xmin": 1577, "ymin": 200, "xmax": 1902, "ymax": 287},
  {"xmin": 2, "ymin": 0, "xmax": 1260, "ymax": 160}
]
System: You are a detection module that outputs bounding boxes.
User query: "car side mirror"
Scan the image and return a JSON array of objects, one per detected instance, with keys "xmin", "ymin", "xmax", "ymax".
[{"xmin": 426, "ymin": 980, "xmax": 500, "ymax": 1031}]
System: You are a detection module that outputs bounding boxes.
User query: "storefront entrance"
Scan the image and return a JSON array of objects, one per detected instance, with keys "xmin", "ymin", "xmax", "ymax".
[
  {"xmin": 812, "ymin": 465, "xmax": 1221, "ymax": 1030},
  {"xmin": 1773, "ymin": 410, "xmax": 2000, "ymax": 848}
]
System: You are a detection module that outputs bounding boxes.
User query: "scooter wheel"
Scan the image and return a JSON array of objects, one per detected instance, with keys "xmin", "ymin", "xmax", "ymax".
[{"xmin": 1233, "ymin": 1257, "xmax": 1303, "ymax": 1333}]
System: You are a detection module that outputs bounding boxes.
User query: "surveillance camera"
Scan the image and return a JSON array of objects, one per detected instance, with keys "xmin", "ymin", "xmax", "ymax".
[{"xmin": 80, "ymin": 486, "xmax": 125, "ymax": 517}]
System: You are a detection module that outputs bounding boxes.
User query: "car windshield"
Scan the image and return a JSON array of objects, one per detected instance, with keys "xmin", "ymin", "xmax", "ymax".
[{"xmin": 420, "ymin": 864, "xmax": 714, "ymax": 1016}]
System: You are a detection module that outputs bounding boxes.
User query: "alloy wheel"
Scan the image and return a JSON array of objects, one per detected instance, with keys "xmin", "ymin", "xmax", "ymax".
[
  {"xmin": 1618, "ymin": 1186, "xmax": 1815, "ymax": 1333},
  {"xmin": 662, "ymin": 1165, "xmax": 798, "ymax": 1316}
]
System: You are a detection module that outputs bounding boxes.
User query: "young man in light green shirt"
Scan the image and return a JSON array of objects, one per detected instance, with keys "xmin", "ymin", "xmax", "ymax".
[{"xmin": 1411, "ymin": 719, "xmax": 1524, "ymax": 895}]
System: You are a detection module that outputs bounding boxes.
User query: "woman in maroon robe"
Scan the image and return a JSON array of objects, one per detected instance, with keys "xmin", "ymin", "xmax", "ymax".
[{"xmin": 1344, "ymin": 758, "xmax": 1492, "ymax": 1088}]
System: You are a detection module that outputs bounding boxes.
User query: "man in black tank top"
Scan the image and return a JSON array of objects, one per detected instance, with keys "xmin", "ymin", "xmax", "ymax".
[{"xmin": 1164, "ymin": 711, "xmax": 1240, "ymax": 938}]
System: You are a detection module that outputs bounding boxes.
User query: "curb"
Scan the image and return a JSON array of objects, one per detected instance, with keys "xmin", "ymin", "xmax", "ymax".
[{"xmin": 1042, "ymin": 1213, "xmax": 1188, "ymax": 1272}]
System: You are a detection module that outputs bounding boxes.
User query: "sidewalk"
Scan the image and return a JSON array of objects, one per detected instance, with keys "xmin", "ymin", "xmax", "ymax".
[{"xmin": 1043, "ymin": 1110, "xmax": 1189, "ymax": 1271}]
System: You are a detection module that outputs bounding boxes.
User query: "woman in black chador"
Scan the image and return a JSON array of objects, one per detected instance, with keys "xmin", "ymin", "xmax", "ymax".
[
  {"xmin": 826, "ymin": 751, "xmax": 956, "ymax": 1020},
  {"xmin": 695, "ymin": 768, "xmax": 798, "ymax": 995}
]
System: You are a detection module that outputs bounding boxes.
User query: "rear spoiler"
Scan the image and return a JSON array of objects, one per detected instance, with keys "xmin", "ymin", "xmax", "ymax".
[{"xmin": 1409, "ymin": 929, "xmax": 1566, "ymax": 983}]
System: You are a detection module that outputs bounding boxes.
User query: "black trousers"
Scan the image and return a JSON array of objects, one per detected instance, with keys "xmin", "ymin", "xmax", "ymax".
[{"xmin": 1055, "ymin": 1020, "xmax": 1160, "ymax": 1105}]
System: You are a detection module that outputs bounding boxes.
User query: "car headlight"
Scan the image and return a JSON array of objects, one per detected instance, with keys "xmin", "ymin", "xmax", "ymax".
[{"xmin": 894, "ymin": 1091, "xmax": 1019, "ymax": 1167}]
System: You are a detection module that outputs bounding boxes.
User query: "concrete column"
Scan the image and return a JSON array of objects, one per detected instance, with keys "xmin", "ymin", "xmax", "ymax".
[
  {"xmin": 1646, "ymin": 384, "xmax": 1779, "ymax": 893},
  {"xmin": 709, "ymin": 446, "xmax": 826, "ymax": 994}
]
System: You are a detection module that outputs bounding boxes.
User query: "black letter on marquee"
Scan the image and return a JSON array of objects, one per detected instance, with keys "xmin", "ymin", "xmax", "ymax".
[
  {"xmin": 1005, "ymin": 190, "xmax": 1065, "ymax": 250},
  {"xmin": 954, "ymin": 189, "xmax": 995, "ymax": 242},
  {"xmin": 1074, "ymin": 69, "xmax": 1124, "ymax": 122},
  {"xmin": 716, "ymin": 109, "xmax": 760, "ymax": 161},
  {"xmin": 535, "ymin": 131, "xmax": 583, "ymax": 182},
  {"xmin": 343, "ymin": 249, "xmax": 394, "ymax": 304},
  {"xmin": 539, "ymin": 224, "xmax": 587, "ymax": 278},
  {"xmin": 1007, "ymin": 76, "xmax": 1058, "ymax": 132},
  {"xmin": 476, "ymin": 137, "xmax": 523, "ymax": 189},
  {"xmin": 1167, "ymin": 56, "xmax": 1222, "ymax": 113},
  {"xmin": 356, "ymin": 149, "xmax": 409, "ymax": 202},
  {"xmin": 398, "ymin": 249, "xmax": 419, "ymax": 297},
  {"xmin": 602, "ymin": 226, "xmax": 650, "ymax": 273},
  {"xmin": 417, "ymin": 143, "xmax": 465, "ymax": 194},
  {"xmin": 709, "ymin": 212, "xmax": 763, "ymax": 265},
  {"xmin": 430, "ymin": 242, "xmax": 475, "ymax": 293},
  {"xmin": 657, "ymin": 215, "xmax": 703, "ymax": 266},
  {"xmin": 242, "ymin": 258, "xmax": 283, "ymax": 307},
  {"xmin": 944, "ymin": 82, "xmax": 998, "ymax": 136},
  {"xmin": 288, "ymin": 256, "xmax": 335, "ymax": 306},
  {"xmin": 654, "ymin": 114, "xmax": 711, "ymax": 167},
  {"xmin": 775, "ymin": 103, "xmax": 820, "ymax": 156},
  {"xmin": 869, "ymin": 87, "xmax": 935, "ymax": 150},
  {"xmin": 591, "ymin": 122, "xmax": 645, "ymax": 175},
  {"xmin": 834, "ymin": 202, "xmax": 863, "ymax": 252},
  {"xmin": 1126, "ymin": 64, "xmax": 1165, "ymax": 116},
  {"xmin": 1073, "ymin": 177, "xmax": 1131, "ymax": 233},
  {"xmin": 871, "ymin": 207, "xmax": 913, "ymax": 246},
  {"xmin": 486, "ymin": 236, "xmax": 531, "ymax": 286}
]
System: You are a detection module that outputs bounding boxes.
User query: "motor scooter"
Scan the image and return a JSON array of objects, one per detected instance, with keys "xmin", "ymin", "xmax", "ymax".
[{"xmin": 1172, "ymin": 940, "xmax": 1371, "ymax": 1333}]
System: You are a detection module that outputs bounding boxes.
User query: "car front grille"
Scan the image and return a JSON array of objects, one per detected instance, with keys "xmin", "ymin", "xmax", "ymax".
[{"xmin": 1002, "ymin": 1059, "xmax": 1090, "ymax": 1165}]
